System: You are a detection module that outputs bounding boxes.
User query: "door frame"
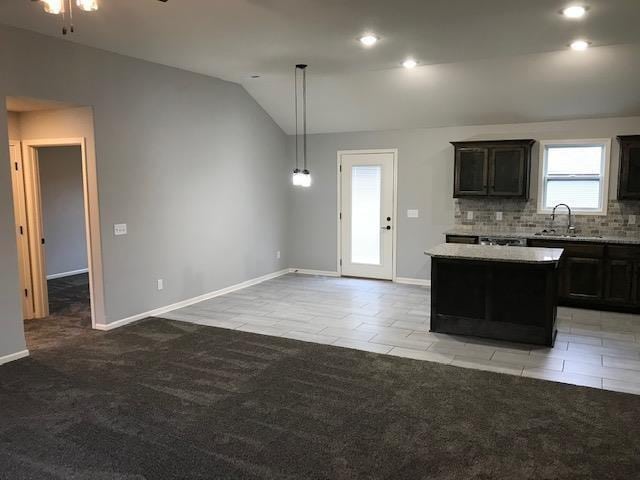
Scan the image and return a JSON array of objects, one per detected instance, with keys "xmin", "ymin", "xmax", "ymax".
[
  {"xmin": 336, "ymin": 149, "xmax": 398, "ymax": 281},
  {"xmin": 8, "ymin": 140, "xmax": 35, "ymax": 319},
  {"xmin": 20, "ymin": 137, "xmax": 102, "ymax": 328}
]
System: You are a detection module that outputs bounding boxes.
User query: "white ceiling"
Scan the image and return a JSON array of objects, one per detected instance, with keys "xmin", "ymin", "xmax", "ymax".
[{"xmin": 2, "ymin": 0, "xmax": 640, "ymax": 133}]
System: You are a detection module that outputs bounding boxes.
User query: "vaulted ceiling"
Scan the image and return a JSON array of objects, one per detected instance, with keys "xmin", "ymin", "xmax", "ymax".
[{"xmin": 2, "ymin": 0, "xmax": 640, "ymax": 133}]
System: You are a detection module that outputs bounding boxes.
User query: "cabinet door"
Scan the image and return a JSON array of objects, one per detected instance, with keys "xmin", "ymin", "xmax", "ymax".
[
  {"xmin": 563, "ymin": 257, "xmax": 603, "ymax": 300},
  {"xmin": 488, "ymin": 147, "xmax": 526, "ymax": 197},
  {"xmin": 619, "ymin": 142, "xmax": 640, "ymax": 199},
  {"xmin": 454, "ymin": 148, "xmax": 488, "ymax": 196},
  {"xmin": 604, "ymin": 259, "xmax": 633, "ymax": 303}
]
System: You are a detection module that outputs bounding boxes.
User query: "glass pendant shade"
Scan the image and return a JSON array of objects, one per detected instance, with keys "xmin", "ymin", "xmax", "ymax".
[
  {"xmin": 76, "ymin": 0, "xmax": 98, "ymax": 11},
  {"xmin": 42, "ymin": 0, "xmax": 65, "ymax": 14},
  {"xmin": 299, "ymin": 170, "xmax": 312, "ymax": 187},
  {"xmin": 292, "ymin": 169, "xmax": 304, "ymax": 186}
]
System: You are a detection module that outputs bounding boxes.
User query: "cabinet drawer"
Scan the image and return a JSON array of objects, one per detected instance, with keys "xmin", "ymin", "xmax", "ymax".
[
  {"xmin": 527, "ymin": 240, "xmax": 604, "ymax": 258},
  {"xmin": 446, "ymin": 235, "xmax": 478, "ymax": 245},
  {"xmin": 607, "ymin": 245, "xmax": 640, "ymax": 260}
]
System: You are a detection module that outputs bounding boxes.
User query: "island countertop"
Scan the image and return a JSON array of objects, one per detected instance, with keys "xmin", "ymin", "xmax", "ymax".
[{"xmin": 424, "ymin": 243, "xmax": 564, "ymax": 264}]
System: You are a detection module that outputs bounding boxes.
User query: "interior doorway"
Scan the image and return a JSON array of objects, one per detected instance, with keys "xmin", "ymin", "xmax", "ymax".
[
  {"xmin": 337, "ymin": 149, "xmax": 398, "ymax": 280},
  {"xmin": 8, "ymin": 138, "xmax": 94, "ymax": 326},
  {"xmin": 6, "ymin": 98, "xmax": 104, "ymax": 345}
]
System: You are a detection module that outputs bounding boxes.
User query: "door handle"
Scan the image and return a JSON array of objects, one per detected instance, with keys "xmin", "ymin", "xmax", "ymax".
[{"xmin": 381, "ymin": 226, "xmax": 391, "ymax": 230}]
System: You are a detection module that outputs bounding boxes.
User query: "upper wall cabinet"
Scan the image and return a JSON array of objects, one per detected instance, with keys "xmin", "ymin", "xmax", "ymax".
[
  {"xmin": 451, "ymin": 140, "xmax": 535, "ymax": 199},
  {"xmin": 617, "ymin": 136, "xmax": 640, "ymax": 200}
]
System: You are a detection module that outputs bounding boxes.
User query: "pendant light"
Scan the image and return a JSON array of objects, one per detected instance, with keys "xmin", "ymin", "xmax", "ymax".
[
  {"xmin": 292, "ymin": 64, "xmax": 312, "ymax": 187},
  {"xmin": 76, "ymin": 0, "xmax": 98, "ymax": 12}
]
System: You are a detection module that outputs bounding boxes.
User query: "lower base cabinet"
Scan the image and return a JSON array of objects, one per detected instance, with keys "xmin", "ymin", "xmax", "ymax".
[{"xmin": 527, "ymin": 240, "xmax": 640, "ymax": 313}]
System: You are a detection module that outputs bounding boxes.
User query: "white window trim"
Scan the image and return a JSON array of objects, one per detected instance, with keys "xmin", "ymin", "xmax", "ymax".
[{"xmin": 537, "ymin": 138, "xmax": 612, "ymax": 216}]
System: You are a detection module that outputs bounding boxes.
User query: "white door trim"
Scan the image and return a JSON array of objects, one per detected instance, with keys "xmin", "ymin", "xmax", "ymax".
[
  {"xmin": 337, "ymin": 149, "xmax": 398, "ymax": 281},
  {"xmin": 8, "ymin": 140, "xmax": 35, "ymax": 320},
  {"xmin": 21, "ymin": 138, "xmax": 104, "ymax": 329}
]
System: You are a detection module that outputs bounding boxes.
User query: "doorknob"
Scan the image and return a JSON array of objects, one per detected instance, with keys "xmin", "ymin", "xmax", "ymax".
[{"xmin": 381, "ymin": 226, "xmax": 391, "ymax": 230}]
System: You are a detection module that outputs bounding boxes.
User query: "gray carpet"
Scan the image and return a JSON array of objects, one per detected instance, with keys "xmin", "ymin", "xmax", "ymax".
[
  {"xmin": 1, "ymin": 317, "xmax": 639, "ymax": 479},
  {"xmin": 24, "ymin": 273, "xmax": 92, "ymax": 351}
]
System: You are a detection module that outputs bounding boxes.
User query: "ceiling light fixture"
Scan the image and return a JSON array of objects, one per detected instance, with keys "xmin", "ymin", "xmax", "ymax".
[
  {"xmin": 570, "ymin": 39, "xmax": 590, "ymax": 51},
  {"xmin": 34, "ymin": 0, "xmax": 167, "ymax": 35},
  {"xmin": 402, "ymin": 58, "xmax": 418, "ymax": 69},
  {"xmin": 41, "ymin": 0, "xmax": 65, "ymax": 14},
  {"xmin": 360, "ymin": 35, "xmax": 378, "ymax": 47},
  {"xmin": 562, "ymin": 5, "xmax": 587, "ymax": 18},
  {"xmin": 76, "ymin": 0, "xmax": 98, "ymax": 12},
  {"xmin": 292, "ymin": 64, "xmax": 312, "ymax": 188}
]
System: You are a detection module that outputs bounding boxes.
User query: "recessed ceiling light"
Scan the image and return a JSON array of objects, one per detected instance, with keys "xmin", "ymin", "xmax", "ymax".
[
  {"xmin": 562, "ymin": 5, "xmax": 587, "ymax": 18},
  {"xmin": 359, "ymin": 35, "xmax": 378, "ymax": 47},
  {"xmin": 570, "ymin": 39, "xmax": 590, "ymax": 51},
  {"xmin": 402, "ymin": 58, "xmax": 418, "ymax": 69}
]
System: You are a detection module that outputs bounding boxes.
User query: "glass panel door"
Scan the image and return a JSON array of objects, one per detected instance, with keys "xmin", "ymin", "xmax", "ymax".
[
  {"xmin": 340, "ymin": 151, "xmax": 395, "ymax": 280},
  {"xmin": 351, "ymin": 165, "xmax": 381, "ymax": 265}
]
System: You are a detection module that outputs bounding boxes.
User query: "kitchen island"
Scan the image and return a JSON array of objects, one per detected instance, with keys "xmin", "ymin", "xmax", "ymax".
[{"xmin": 425, "ymin": 243, "xmax": 564, "ymax": 347}]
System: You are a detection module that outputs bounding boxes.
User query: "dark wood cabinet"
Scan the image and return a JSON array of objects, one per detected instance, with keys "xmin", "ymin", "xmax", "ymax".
[
  {"xmin": 527, "ymin": 239, "xmax": 640, "ymax": 312},
  {"xmin": 451, "ymin": 140, "xmax": 534, "ymax": 199},
  {"xmin": 618, "ymin": 135, "xmax": 640, "ymax": 200},
  {"xmin": 454, "ymin": 148, "xmax": 488, "ymax": 196},
  {"xmin": 564, "ymin": 257, "xmax": 603, "ymax": 300},
  {"xmin": 445, "ymin": 235, "xmax": 479, "ymax": 244},
  {"xmin": 605, "ymin": 259, "xmax": 634, "ymax": 304},
  {"xmin": 489, "ymin": 146, "xmax": 527, "ymax": 196}
]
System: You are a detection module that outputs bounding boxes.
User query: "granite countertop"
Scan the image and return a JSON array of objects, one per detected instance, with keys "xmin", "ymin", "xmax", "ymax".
[
  {"xmin": 425, "ymin": 243, "xmax": 564, "ymax": 264},
  {"xmin": 445, "ymin": 227, "xmax": 640, "ymax": 245}
]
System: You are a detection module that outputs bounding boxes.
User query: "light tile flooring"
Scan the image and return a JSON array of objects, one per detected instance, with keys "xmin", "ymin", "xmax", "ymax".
[{"xmin": 160, "ymin": 273, "xmax": 640, "ymax": 396}]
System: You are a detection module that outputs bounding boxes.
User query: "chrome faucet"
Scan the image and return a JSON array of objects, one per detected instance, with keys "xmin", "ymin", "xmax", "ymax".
[{"xmin": 551, "ymin": 203, "xmax": 576, "ymax": 235}]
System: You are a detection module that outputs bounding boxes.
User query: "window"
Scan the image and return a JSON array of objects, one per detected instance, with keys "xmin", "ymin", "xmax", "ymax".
[{"xmin": 538, "ymin": 139, "xmax": 611, "ymax": 215}]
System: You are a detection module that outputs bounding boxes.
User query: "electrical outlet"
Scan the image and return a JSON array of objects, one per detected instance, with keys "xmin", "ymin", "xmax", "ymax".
[
  {"xmin": 114, "ymin": 223, "xmax": 127, "ymax": 236},
  {"xmin": 157, "ymin": 279, "xmax": 164, "ymax": 291},
  {"xmin": 466, "ymin": 211, "xmax": 474, "ymax": 220},
  {"xmin": 630, "ymin": 215, "xmax": 637, "ymax": 225},
  {"xmin": 496, "ymin": 212, "xmax": 503, "ymax": 221},
  {"xmin": 276, "ymin": 251, "xmax": 281, "ymax": 259}
]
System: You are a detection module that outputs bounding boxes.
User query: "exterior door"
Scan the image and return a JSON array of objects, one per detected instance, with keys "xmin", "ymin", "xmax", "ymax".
[
  {"xmin": 8, "ymin": 141, "xmax": 35, "ymax": 319},
  {"xmin": 339, "ymin": 151, "xmax": 395, "ymax": 280}
]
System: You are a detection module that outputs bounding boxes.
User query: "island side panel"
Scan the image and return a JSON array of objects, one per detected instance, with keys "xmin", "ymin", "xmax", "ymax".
[{"xmin": 430, "ymin": 257, "xmax": 558, "ymax": 346}]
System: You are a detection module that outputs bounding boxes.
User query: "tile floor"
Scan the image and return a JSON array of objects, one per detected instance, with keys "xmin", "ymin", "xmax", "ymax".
[{"xmin": 159, "ymin": 273, "xmax": 640, "ymax": 396}]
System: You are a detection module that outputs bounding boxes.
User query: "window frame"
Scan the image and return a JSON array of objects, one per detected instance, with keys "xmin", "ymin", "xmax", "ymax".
[{"xmin": 537, "ymin": 138, "xmax": 611, "ymax": 216}]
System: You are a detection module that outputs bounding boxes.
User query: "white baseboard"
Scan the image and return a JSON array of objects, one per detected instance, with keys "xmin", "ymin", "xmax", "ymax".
[
  {"xmin": 94, "ymin": 269, "xmax": 290, "ymax": 331},
  {"xmin": 47, "ymin": 268, "xmax": 88, "ymax": 280},
  {"xmin": 289, "ymin": 268, "xmax": 340, "ymax": 277},
  {"xmin": 394, "ymin": 277, "xmax": 431, "ymax": 287},
  {"xmin": 0, "ymin": 349, "xmax": 29, "ymax": 366}
]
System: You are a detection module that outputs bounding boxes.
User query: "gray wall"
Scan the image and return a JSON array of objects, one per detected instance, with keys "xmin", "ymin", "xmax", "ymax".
[
  {"xmin": 288, "ymin": 116, "xmax": 640, "ymax": 279},
  {"xmin": 38, "ymin": 146, "xmax": 88, "ymax": 277},
  {"xmin": 0, "ymin": 25, "xmax": 289, "ymax": 359}
]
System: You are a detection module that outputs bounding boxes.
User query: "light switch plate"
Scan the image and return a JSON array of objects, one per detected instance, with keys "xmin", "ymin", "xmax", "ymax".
[
  {"xmin": 407, "ymin": 209, "xmax": 419, "ymax": 218},
  {"xmin": 157, "ymin": 279, "xmax": 164, "ymax": 291},
  {"xmin": 466, "ymin": 211, "xmax": 473, "ymax": 220},
  {"xmin": 496, "ymin": 212, "xmax": 503, "ymax": 221},
  {"xmin": 630, "ymin": 215, "xmax": 637, "ymax": 225},
  {"xmin": 114, "ymin": 223, "xmax": 127, "ymax": 236}
]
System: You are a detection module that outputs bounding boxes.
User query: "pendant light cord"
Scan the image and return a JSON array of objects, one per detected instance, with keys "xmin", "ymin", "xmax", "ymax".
[
  {"xmin": 302, "ymin": 66, "xmax": 307, "ymax": 171},
  {"xmin": 294, "ymin": 66, "xmax": 299, "ymax": 171},
  {"xmin": 68, "ymin": 0, "xmax": 74, "ymax": 33}
]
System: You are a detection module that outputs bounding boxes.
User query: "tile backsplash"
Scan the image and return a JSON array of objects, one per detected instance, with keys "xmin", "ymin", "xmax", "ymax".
[{"xmin": 454, "ymin": 199, "xmax": 640, "ymax": 237}]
